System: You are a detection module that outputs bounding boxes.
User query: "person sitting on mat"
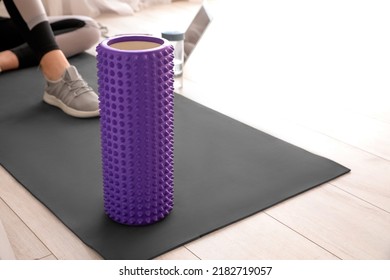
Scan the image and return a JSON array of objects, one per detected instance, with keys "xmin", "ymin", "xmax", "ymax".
[{"xmin": 0, "ymin": 0, "xmax": 101, "ymax": 118}]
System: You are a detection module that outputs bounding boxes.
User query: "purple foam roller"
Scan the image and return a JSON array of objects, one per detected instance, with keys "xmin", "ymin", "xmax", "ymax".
[{"xmin": 96, "ymin": 35, "xmax": 174, "ymax": 225}]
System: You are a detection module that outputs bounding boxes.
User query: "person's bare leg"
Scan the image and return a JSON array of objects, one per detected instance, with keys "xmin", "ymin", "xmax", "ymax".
[
  {"xmin": 0, "ymin": 50, "xmax": 19, "ymax": 71},
  {"xmin": 0, "ymin": 49, "xmax": 69, "ymax": 80},
  {"xmin": 39, "ymin": 49, "xmax": 70, "ymax": 80},
  {"xmin": 2, "ymin": 0, "xmax": 99, "ymax": 117}
]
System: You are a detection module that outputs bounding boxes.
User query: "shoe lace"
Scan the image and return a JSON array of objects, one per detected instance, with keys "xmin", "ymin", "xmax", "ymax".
[{"xmin": 67, "ymin": 78, "xmax": 93, "ymax": 97}]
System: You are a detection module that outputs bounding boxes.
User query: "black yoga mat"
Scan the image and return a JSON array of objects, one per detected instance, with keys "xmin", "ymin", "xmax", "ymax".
[{"xmin": 0, "ymin": 53, "xmax": 350, "ymax": 259}]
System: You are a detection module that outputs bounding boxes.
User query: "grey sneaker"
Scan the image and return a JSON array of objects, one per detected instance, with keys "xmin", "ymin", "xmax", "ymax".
[{"xmin": 43, "ymin": 66, "xmax": 99, "ymax": 118}]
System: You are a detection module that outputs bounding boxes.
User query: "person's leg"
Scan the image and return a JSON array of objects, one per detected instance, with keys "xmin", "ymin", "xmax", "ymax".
[
  {"xmin": 39, "ymin": 16, "xmax": 100, "ymax": 79},
  {"xmin": 0, "ymin": 16, "xmax": 25, "ymax": 50},
  {"xmin": 3, "ymin": 0, "xmax": 69, "ymax": 80},
  {"xmin": 0, "ymin": 17, "xmax": 22, "ymax": 71},
  {"xmin": 0, "ymin": 15, "xmax": 100, "ymax": 71},
  {"xmin": 0, "ymin": 50, "xmax": 18, "ymax": 72},
  {"xmin": 2, "ymin": 0, "xmax": 99, "ymax": 118},
  {"xmin": 49, "ymin": 15, "xmax": 101, "ymax": 58}
]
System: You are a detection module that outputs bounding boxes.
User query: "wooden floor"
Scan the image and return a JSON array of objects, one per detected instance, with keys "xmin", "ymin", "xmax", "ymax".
[{"xmin": 1, "ymin": 0, "xmax": 389, "ymax": 260}]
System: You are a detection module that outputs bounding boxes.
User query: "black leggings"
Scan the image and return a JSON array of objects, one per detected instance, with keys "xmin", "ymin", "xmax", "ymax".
[{"xmin": 0, "ymin": 0, "xmax": 100, "ymax": 68}]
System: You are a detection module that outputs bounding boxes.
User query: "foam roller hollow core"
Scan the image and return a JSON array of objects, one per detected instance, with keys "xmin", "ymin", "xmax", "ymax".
[{"xmin": 96, "ymin": 35, "xmax": 175, "ymax": 225}]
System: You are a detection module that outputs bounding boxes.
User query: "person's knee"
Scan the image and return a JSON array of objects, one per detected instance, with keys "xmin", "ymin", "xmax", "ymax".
[
  {"xmin": 56, "ymin": 16, "xmax": 101, "ymax": 56},
  {"xmin": 79, "ymin": 17, "xmax": 101, "ymax": 49}
]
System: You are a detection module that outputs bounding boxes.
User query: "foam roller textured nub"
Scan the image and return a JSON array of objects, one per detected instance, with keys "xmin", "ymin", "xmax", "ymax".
[{"xmin": 96, "ymin": 36, "xmax": 175, "ymax": 225}]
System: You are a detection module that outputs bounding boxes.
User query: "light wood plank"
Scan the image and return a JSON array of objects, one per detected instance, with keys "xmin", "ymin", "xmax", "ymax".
[
  {"xmin": 255, "ymin": 118, "xmax": 390, "ymax": 214},
  {"xmin": 39, "ymin": 254, "xmax": 58, "ymax": 260},
  {"xmin": 0, "ymin": 218, "xmax": 16, "ymax": 260},
  {"xmin": 266, "ymin": 185, "xmax": 390, "ymax": 259},
  {"xmin": 293, "ymin": 109, "xmax": 390, "ymax": 161},
  {"xmin": 0, "ymin": 197, "xmax": 50, "ymax": 260},
  {"xmin": 360, "ymin": 108, "xmax": 390, "ymax": 125},
  {"xmin": 186, "ymin": 212, "xmax": 338, "ymax": 260},
  {"xmin": 0, "ymin": 166, "xmax": 102, "ymax": 260},
  {"xmin": 155, "ymin": 246, "xmax": 200, "ymax": 260}
]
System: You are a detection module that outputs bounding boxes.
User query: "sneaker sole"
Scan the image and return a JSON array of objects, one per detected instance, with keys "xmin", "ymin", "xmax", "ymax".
[{"xmin": 43, "ymin": 92, "xmax": 100, "ymax": 118}]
